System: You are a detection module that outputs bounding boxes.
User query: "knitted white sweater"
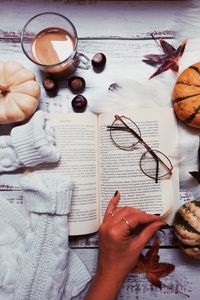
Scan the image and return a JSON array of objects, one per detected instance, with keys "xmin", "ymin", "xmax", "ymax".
[
  {"xmin": 0, "ymin": 110, "xmax": 60, "ymax": 172},
  {"xmin": 0, "ymin": 173, "xmax": 91, "ymax": 300}
]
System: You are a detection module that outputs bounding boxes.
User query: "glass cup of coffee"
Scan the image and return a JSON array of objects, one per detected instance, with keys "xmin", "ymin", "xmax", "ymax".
[{"xmin": 21, "ymin": 12, "xmax": 90, "ymax": 76}]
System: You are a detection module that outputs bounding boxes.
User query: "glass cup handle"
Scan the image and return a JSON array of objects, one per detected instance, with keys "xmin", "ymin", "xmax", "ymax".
[{"xmin": 77, "ymin": 52, "xmax": 91, "ymax": 70}]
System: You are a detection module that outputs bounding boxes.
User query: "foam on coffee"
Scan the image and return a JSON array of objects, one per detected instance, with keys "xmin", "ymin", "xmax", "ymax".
[{"xmin": 31, "ymin": 27, "xmax": 75, "ymax": 65}]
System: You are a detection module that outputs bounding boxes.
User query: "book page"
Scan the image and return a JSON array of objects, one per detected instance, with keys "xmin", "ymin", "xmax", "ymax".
[
  {"xmin": 49, "ymin": 113, "xmax": 99, "ymax": 235},
  {"xmin": 98, "ymin": 107, "xmax": 179, "ymax": 225}
]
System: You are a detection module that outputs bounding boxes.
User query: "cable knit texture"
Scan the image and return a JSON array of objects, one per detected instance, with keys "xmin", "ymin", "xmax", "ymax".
[
  {"xmin": 21, "ymin": 173, "xmax": 72, "ymax": 215},
  {"xmin": 0, "ymin": 136, "xmax": 22, "ymax": 172},
  {"xmin": 0, "ymin": 110, "xmax": 60, "ymax": 172},
  {"xmin": 14, "ymin": 173, "xmax": 91, "ymax": 300},
  {"xmin": 0, "ymin": 196, "xmax": 29, "ymax": 300}
]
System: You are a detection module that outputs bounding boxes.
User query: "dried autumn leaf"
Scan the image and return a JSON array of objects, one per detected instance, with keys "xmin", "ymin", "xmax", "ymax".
[
  {"xmin": 143, "ymin": 36, "xmax": 187, "ymax": 79},
  {"xmin": 132, "ymin": 254, "xmax": 146, "ymax": 273},
  {"xmin": 160, "ymin": 39, "xmax": 176, "ymax": 55},
  {"xmin": 189, "ymin": 171, "xmax": 200, "ymax": 183},
  {"xmin": 145, "ymin": 236, "xmax": 160, "ymax": 264},
  {"xmin": 189, "ymin": 142, "xmax": 200, "ymax": 183},
  {"xmin": 132, "ymin": 238, "xmax": 175, "ymax": 289},
  {"xmin": 147, "ymin": 262, "xmax": 175, "ymax": 288}
]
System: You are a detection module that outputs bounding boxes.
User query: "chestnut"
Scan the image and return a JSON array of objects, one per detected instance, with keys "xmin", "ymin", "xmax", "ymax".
[
  {"xmin": 68, "ymin": 76, "xmax": 86, "ymax": 94},
  {"xmin": 72, "ymin": 95, "xmax": 87, "ymax": 113},
  {"xmin": 92, "ymin": 53, "xmax": 106, "ymax": 71},
  {"xmin": 43, "ymin": 77, "xmax": 58, "ymax": 97},
  {"xmin": 43, "ymin": 77, "xmax": 57, "ymax": 91}
]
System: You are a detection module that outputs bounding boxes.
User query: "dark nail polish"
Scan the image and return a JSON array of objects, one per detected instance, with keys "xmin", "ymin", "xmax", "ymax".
[
  {"xmin": 114, "ymin": 191, "xmax": 118, "ymax": 197},
  {"xmin": 154, "ymin": 214, "xmax": 160, "ymax": 216}
]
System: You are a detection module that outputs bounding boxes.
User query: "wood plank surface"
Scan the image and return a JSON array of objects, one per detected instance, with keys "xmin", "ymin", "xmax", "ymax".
[
  {"xmin": 73, "ymin": 248, "xmax": 200, "ymax": 300},
  {"xmin": 0, "ymin": 0, "xmax": 185, "ymax": 39},
  {"xmin": 0, "ymin": 1, "xmax": 199, "ymax": 299}
]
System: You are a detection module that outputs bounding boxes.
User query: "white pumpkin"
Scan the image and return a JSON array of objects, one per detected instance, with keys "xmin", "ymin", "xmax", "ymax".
[{"xmin": 0, "ymin": 61, "xmax": 40, "ymax": 124}]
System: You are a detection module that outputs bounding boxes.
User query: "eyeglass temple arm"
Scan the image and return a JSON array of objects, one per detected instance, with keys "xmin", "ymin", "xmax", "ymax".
[
  {"xmin": 113, "ymin": 115, "xmax": 142, "ymax": 140},
  {"xmin": 120, "ymin": 113, "xmax": 174, "ymax": 176},
  {"xmin": 107, "ymin": 125, "xmax": 139, "ymax": 135},
  {"xmin": 107, "ymin": 125, "xmax": 171, "ymax": 172},
  {"xmin": 148, "ymin": 149, "xmax": 160, "ymax": 183},
  {"xmin": 108, "ymin": 116, "xmax": 173, "ymax": 179},
  {"xmin": 148, "ymin": 149, "xmax": 172, "ymax": 172}
]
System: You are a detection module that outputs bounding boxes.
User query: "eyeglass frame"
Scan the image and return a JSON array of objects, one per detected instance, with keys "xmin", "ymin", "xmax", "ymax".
[{"xmin": 107, "ymin": 115, "xmax": 173, "ymax": 183}]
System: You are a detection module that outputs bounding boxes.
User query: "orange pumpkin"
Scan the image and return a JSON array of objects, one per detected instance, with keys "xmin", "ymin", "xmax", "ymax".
[
  {"xmin": 0, "ymin": 61, "xmax": 40, "ymax": 124},
  {"xmin": 172, "ymin": 62, "xmax": 200, "ymax": 129}
]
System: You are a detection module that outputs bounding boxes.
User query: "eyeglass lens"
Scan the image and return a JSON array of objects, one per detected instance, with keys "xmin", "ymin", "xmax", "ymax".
[
  {"xmin": 140, "ymin": 149, "xmax": 172, "ymax": 179},
  {"xmin": 110, "ymin": 117, "xmax": 141, "ymax": 150}
]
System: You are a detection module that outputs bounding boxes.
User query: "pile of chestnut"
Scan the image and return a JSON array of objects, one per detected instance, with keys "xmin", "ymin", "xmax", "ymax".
[{"xmin": 43, "ymin": 53, "xmax": 106, "ymax": 112}]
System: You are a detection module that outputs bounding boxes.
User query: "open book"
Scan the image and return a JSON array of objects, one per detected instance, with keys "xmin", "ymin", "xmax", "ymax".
[{"xmin": 44, "ymin": 107, "xmax": 179, "ymax": 235}]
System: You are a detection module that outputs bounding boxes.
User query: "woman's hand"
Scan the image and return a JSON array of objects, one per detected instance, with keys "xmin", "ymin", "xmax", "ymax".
[
  {"xmin": 84, "ymin": 191, "xmax": 166, "ymax": 300},
  {"xmin": 98, "ymin": 191, "xmax": 166, "ymax": 281}
]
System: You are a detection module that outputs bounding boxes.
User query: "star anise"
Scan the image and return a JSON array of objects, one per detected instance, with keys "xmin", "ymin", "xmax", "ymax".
[
  {"xmin": 143, "ymin": 34, "xmax": 187, "ymax": 79},
  {"xmin": 189, "ymin": 137, "xmax": 200, "ymax": 183}
]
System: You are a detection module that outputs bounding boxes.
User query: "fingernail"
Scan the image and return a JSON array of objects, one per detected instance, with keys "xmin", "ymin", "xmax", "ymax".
[{"xmin": 114, "ymin": 190, "xmax": 118, "ymax": 197}]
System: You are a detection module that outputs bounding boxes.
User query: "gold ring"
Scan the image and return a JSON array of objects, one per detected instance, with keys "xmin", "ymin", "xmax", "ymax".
[{"xmin": 121, "ymin": 217, "xmax": 131, "ymax": 230}]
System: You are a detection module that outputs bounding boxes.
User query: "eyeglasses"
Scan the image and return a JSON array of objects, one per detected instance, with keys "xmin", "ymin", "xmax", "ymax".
[{"xmin": 107, "ymin": 115, "xmax": 173, "ymax": 183}]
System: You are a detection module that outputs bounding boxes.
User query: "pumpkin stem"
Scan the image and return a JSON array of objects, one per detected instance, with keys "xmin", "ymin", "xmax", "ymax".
[{"xmin": 0, "ymin": 84, "xmax": 9, "ymax": 94}]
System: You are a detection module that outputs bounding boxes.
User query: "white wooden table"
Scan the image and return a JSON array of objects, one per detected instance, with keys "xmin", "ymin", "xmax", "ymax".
[{"xmin": 0, "ymin": 1, "xmax": 200, "ymax": 299}]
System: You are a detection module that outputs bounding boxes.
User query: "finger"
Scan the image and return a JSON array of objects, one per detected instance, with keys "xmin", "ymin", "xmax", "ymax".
[
  {"xmin": 113, "ymin": 208, "xmax": 163, "ymax": 228},
  {"xmin": 106, "ymin": 206, "xmax": 144, "ymax": 226},
  {"xmin": 113, "ymin": 206, "xmax": 145, "ymax": 217},
  {"xmin": 104, "ymin": 191, "xmax": 120, "ymax": 219},
  {"xmin": 128, "ymin": 212, "xmax": 164, "ymax": 229},
  {"xmin": 116, "ymin": 213, "xmax": 164, "ymax": 235},
  {"xmin": 132, "ymin": 220, "xmax": 166, "ymax": 252}
]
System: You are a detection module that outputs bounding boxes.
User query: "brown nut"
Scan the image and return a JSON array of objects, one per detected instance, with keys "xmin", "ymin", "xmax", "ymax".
[
  {"xmin": 72, "ymin": 95, "xmax": 87, "ymax": 113},
  {"xmin": 68, "ymin": 76, "xmax": 86, "ymax": 94},
  {"xmin": 92, "ymin": 53, "xmax": 106, "ymax": 71},
  {"xmin": 43, "ymin": 77, "xmax": 57, "ymax": 91}
]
